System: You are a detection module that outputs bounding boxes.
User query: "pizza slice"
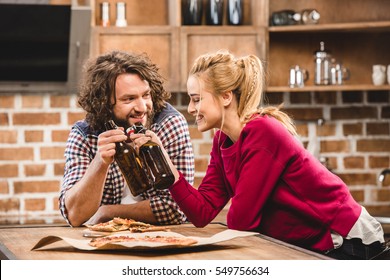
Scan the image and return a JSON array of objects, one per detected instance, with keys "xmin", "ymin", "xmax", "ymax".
[
  {"xmin": 142, "ymin": 235, "xmax": 198, "ymax": 246},
  {"xmin": 86, "ymin": 220, "xmax": 129, "ymax": 232},
  {"xmin": 86, "ymin": 217, "xmax": 169, "ymax": 233},
  {"xmin": 112, "ymin": 217, "xmax": 136, "ymax": 226},
  {"xmin": 88, "ymin": 235, "xmax": 198, "ymax": 248},
  {"xmin": 89, "ymin": 235, "xmax": 137, "ymax": 247},
  {"xmin": 112, "ymin": 217, "xmax": 169, "ymax": 232}
]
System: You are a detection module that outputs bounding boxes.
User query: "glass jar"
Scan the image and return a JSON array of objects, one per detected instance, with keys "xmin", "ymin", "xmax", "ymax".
[
  {"xmin": 115, "ymin": 2, "xmax": 127, "ymax": 27},
  {"xmin": 314, "ymin": 42, "xmax": 332, "ymax": 85},
  {"xmin": 301, "ymin": 9, "xmax": 320, "ymax": 25},
  {"xmin": 270, "ymin": 10, "xmax": 301, "ymax": 26},
  {"xmin": 100, "ymin": 2, "xmax": 110, "ymax": 27}
]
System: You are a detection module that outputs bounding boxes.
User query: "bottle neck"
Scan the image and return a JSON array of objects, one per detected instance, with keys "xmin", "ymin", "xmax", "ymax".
[{"xmin": 126, "ymin": 123, "xmax": 157, "ymax": 147}]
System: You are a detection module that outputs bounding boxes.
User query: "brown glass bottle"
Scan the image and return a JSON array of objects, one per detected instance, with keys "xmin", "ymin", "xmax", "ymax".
[
  {"xmin": 105, "ymin": 120, "xmax": 152, "ymax": 196},
  {"xmin": 127, "ymin": 123, "xmax": 175, "ymax": 190}
]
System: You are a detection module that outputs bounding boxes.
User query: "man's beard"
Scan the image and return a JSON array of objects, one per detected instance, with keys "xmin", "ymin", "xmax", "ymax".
[{"xmin": 111, "ymin": 112, "xmax": 154, "ymax": 130}]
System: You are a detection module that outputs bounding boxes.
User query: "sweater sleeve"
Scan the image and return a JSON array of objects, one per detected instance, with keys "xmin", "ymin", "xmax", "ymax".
[
  {"xmin": 170, "ymin": 117, "xmax": 298, "ymax": 230},
  {"xmin": 169, "ymin": 134, "xmax": 230, "ymax": 227}
]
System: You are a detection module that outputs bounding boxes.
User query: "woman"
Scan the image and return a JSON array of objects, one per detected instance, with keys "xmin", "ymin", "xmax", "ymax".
[{"xmin": 131, "ymin": 50, "xmax": 385, "ymax": 259}]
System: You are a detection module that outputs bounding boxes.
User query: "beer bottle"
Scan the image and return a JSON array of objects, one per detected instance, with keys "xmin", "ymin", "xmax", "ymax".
[
  {"xmin": 104, "ymin": 120, "xmax": 152, "ymax": 196},
  {"xmin": 127, "ymin": 122, "xmax": 175, "ymax": 190}
]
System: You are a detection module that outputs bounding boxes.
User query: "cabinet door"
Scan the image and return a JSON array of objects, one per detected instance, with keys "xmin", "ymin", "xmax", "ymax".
[
  {"xmin": 267, "ymin": 0, "xmax": 390, "ymax": 92},
  {"xmin": 93, "ymin": 0, "xmax": 169, "ymax": 26},
  {"xmin": 91, "ymin": 27, "xmax": 180, "ymax": 91},
  {"xmin": 89, "ymin": 0, "xmax": 268, "ymax": 92},
  {"xmin": 180, "ymin": 26, "xmax": 266, "ymax": 91}
]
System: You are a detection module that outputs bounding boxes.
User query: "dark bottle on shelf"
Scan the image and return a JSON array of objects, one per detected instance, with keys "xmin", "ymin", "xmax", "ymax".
[
  {"xmin": 128, "ymin": 122, "xmax": 175, "ymax": 190},
  {"xmin": 182, "ymin": 0, "xmax": 203, "ymax": 25},
  {"xmin": 105, "ymin": 120, "xmax": 152, "ymax": 196},
  {"xmin": 206, "ymin": 0, "xmax": 224, "ymax": 25},
  {"xmin": 227, "ymin": 0, "xmax": 243, "ymax": 25}
]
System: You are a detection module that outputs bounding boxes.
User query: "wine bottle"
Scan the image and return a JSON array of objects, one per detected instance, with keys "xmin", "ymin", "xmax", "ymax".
[
  {"xmin": 128, "ymin": 123, "xmax": 175, "ymax": 190},
  {"xmin": 105, "ymin": 120, "xmax": 152, "ymax": 196},
  {"xmin": 206, "ymin": 0, "xmax": 224, "ymax": 25},
  {"xmin": 227, "ymin": 0, "xmax": 243, "ymax": 25},
  {"xmin": 182, "ymin": 0, "xmax": 203, "ymax": 25}
]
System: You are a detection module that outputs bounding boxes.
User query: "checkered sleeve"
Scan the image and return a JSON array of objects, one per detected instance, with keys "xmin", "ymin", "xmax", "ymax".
[
  {"xmin": 59, "ymin": 126, "xmax": 96, "ymax": 225},
  {"xmin": 148, "ymin": 113, "xmax": 195, "ymax": 224}
]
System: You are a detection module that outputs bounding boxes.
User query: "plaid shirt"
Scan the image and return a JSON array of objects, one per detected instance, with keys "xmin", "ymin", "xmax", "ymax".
[{"xmin": 59, "ymin": 103, "xmax": 194, "ymax": 225}]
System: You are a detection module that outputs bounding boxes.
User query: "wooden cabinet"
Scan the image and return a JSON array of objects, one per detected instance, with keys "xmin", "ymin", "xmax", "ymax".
[
  {"xmin": 179, "ymin": 25, "xmax": 266, "ymax": 89},
  {"xmin": 90, "ymin": 0, "xmax": 265, "ymax": 92},
  {"xmin": 90, "ymin": 0, "xmax": 178, "ymax": 89},
  {"xmin": 89, "ymin": 0, "xmax": 390, "ymax": 92},
  {"xmin": 91, "ymin": 26, "xmax": 180, "ymax": 90},
  {"xmin": 267, "ymin": 0, "xmax": 390, "ymax": 92}
]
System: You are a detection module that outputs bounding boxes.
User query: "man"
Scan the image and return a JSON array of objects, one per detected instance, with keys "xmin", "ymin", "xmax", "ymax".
[{"xmin": 59, "ymin": 51, "xmax": 194, "ymax": 227}]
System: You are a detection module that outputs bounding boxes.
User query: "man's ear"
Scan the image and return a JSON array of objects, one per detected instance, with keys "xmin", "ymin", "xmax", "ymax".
[{"xmin": 221, "ymin": 91, "xmax": 233, "ymax": 106}]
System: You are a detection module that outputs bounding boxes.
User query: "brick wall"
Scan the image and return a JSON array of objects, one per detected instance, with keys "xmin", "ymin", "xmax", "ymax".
[
  {"xmin": 277, "ymin": 90, "xmax": 390, "ymax": 215},
  {"xmin": 0, "ymin": 90, "xmax": 389, "ymax": 224},
  {"xmin": 0, "ymin": 93, "xmax": 85, "ymax": 224}
]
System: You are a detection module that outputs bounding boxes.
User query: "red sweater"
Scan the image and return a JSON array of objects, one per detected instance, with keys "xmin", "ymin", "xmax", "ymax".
[{"xmin": 169, "ymin": 115, "xmax": 362, "ymax": 252}]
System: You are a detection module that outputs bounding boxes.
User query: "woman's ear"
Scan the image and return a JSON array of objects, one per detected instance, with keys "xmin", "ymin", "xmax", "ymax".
[{"xmin": 221, "ymin": 91, "xmax": 233, "ymax": 106}]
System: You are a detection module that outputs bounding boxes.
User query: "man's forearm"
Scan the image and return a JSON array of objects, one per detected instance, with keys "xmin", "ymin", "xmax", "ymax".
[
  {"xmin": 64, "ymin": 156, "xmax": 110, "ymax": 226},
  {"xmin": 88, "ymin": 200, "xmax": 157, "ymax": 225}
]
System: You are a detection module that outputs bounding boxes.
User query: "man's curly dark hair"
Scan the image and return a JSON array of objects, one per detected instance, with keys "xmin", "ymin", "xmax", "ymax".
[{"xmin": 77, "ymin": 50, "xmax": 171, "ymax": 132}]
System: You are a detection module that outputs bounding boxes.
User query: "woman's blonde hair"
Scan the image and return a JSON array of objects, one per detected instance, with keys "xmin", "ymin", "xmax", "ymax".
[{"xmin": 189, "ymin": 50, "xmax": 297, "ymax": 135}]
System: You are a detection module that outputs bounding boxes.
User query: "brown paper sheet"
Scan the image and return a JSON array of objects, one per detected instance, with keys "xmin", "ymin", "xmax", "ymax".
[{"xmin": 31, "ymin": 229, "xmax": 257, "ymax": 251}]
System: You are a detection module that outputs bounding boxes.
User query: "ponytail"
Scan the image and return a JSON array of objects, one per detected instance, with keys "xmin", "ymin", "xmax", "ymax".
[
  {"xmin": 189, "ymin": 50, "xmax": 297, "ymax": 136},
  {"xmin": 258, "ymin": 105, "xmax": 297, "ymax": 136}
]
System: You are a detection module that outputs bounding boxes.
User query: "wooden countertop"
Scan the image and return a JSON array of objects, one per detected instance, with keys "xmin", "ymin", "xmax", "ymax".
[{"xmin": 0, "ymin": 222, "xmax": 330, "ymax": 260}]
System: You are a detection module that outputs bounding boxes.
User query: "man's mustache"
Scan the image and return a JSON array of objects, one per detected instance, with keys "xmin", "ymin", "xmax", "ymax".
[{"xmin": 111, "ymin": 113, "xmax": 154, "ymax": 130}]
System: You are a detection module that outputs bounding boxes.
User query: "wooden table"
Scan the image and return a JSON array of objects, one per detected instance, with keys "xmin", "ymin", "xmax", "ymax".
[{"xmin": 0, "ymin": 222, "xmax": 330, "ymax": 260}]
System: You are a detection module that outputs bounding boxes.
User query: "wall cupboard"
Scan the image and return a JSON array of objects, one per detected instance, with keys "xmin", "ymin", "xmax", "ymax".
[{"xmin": 89, "ymin": 0, "xmax": 390, "ymax": 92}]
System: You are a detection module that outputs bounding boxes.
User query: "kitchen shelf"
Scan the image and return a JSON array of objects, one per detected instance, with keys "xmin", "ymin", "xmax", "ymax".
[
  {"xmin": 266, "ymin": 84, "xmax": 390, "ymax": 93},
  {"xmin": 92, "ymin": 25, "xmax": 176, "ymax": 34},
  {"xmin": 88, "ymin": 0, "xmax": 390, "ymax": 93},
  {"xmin": 267, "ymin": 0, "xmax": 390, "ymax": 91},
  {"xmin": 91, "ymin": 0, "xmax": 170, "ymax": 26},
  {"xmin": 269, "ymin": 21, "xmax": 390, "ymax": 33}
]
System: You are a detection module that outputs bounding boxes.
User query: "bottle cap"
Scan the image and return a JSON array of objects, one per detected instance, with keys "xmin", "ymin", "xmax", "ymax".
[
  {"xmin": 125, "ymin": 127, "xmax": 135, "ymax": 136},
  {"xmin": 312, "ymin": 10, "xmax": 321, "ymax": 21},
  {"xmin": 293, "ymin": 13, "xmax": 301, "ymax": 22},
  {"xmin": 105, "ymin": 120, "xmax": 118, "ymax": 130},
  {"xmin": 314, "ymin": 41, "xmax": 331, "ymax": 57},
  {"xmin": 131, "ymin": 122, "xmax": 147, "ymax": 134}
]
